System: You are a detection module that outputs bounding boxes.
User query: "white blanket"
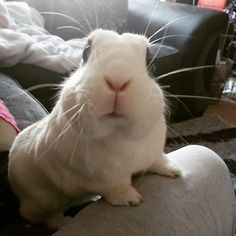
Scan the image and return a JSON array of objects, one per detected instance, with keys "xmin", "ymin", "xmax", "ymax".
[{"xmin": 0, "ymin": 1, "xmax": 86, "ymax": 73}]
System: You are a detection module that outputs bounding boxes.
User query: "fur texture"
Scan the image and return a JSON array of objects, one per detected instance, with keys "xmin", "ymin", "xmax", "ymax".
[{"xmin": 8, "ymin": 29, "xmax": 181, "ymax": 230}]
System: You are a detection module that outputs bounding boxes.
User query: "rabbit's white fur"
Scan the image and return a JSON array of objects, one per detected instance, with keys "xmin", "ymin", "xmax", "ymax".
[{"xmin": 8, "ymin": 29, "xmax": 181, "ymax": 230}]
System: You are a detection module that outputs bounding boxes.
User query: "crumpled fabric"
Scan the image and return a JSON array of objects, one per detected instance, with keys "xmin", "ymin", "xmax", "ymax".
[{"xmin": 0, "ymin": 1, "xmax": 86, "ymax": 73}]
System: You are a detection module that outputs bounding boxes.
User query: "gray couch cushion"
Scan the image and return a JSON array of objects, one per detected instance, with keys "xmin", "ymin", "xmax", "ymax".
[
  {"xmin": 0, "ymin": 73, "xmax": 47, "ymax": 130},
  {"xmin": 20, "ymin": 0, "xmax": 128, "ymax": 40}
]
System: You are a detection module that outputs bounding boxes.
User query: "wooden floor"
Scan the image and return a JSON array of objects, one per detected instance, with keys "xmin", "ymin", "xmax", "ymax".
[{"xmin": 204, "ymin": 96, "xmax": 236, "ymax": 126}]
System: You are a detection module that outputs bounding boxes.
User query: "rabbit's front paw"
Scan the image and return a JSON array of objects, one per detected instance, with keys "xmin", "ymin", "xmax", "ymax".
[
  {"xmin": 103, "ymin": 185, "xmax": 143, "ymax": 206},
  {"xmin": 149, "ymin": 154, "xmax": 181, "ymax": 178}
]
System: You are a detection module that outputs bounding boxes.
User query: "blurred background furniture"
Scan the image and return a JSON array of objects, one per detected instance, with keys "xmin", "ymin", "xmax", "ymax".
[
  {"xmin": 129, "ymin": 0, "xmax": 228, "ymax": 121},
  {"xmin": 197, "ymin": 0, "xmax": 227, "ymax": 11},
  {"xmin": 1, "ymin": 0, "xmax": 228, "ymax": 122}
]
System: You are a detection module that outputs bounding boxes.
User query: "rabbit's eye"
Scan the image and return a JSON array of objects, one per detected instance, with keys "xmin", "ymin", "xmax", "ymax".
[{"xmin": 82, "ymin": 39, "xmax": 92, "ymax": 63}]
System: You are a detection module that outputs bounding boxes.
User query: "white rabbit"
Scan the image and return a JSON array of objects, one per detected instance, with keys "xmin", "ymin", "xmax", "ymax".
[{"xmin": 8, "ymin": 29, "xmax": 181, "ymax": 230}]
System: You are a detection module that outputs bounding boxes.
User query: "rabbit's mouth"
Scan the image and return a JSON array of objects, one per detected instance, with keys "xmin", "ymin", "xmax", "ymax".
[{"xmin": 104, "ymin": 111, "xmax": 125, "ymax": 119}]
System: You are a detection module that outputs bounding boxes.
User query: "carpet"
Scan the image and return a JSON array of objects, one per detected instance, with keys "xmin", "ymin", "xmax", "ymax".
[
  {"xmin": 0, "ymin": 114, "xmax": 235, "ymax": 235},
  {"xmin": 165, "ymin": 114, "xmax": 236, "ymax": 192}
]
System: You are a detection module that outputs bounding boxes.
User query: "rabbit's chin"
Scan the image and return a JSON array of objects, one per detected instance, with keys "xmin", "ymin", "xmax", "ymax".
[
  {"xmin": 79, "ymin": 116, "xmax": 129, "ymax": 140},
  {"xmin": 81, "ymin": 112, "xmax": 159, "ymax": 141}
]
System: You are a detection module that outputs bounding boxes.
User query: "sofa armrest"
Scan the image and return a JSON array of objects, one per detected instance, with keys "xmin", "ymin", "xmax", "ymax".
[
  {"xmin": 55, "ymin": 146, "xmax": 235, "ymax": 236},
  {"xmin": 128, "ymin": 1, "xmax": 228, "ymax": 67}
]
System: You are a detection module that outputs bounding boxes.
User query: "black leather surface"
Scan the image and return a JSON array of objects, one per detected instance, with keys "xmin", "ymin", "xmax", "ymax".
[
  {"xmin": 128, "ymin": 1, "xmax": 228, "ymax": 62},
  {"xmin": 128, "ymin": 1, "xmax": 228, "ymax": 121},
  {"xmin": 147, "ymin": 44, "xmax": 180, "ymax": 77}
]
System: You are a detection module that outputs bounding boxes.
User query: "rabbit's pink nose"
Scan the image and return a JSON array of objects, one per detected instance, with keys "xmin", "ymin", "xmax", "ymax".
[{"xmin": 105, "ymin": 77, "xmax": 130, "ymax": 92}]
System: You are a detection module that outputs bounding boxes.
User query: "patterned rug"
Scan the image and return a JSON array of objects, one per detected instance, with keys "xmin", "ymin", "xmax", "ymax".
[{"xmin": 165, "ymin": 114, "xmax": 236, "ymax": 192}]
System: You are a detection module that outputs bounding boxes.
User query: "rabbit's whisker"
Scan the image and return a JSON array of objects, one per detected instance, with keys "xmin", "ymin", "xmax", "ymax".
[
  {"xmin": 37, "ymin": 104, "xmax": 85, "ymax": 160},
  {"xmin": 144, "ymin": 0, "xmax": 160, "ymax": 36},
  {"xmin": 165, "ymin": 94, "xmax": 236, "ymax": 104},
  {"xmin": 148, "ymin": 15, "xmax": 190, "ymax": 42},
  {"xmin": 154, "ymin": 65, "xmax": 215, "ymax": 81},
  {"xmin": 92, "ymin": 0, "xmax": 99, "ymax": 30},
  {"xmin": 54, "ymin": 105, "xmax": 84, "ymax": 153},
  {"xmin": 149, "ymin": 34, "xmax": 193, "ymax": 45},
  {"xmin": 26, "ymin": 83, "xmax": 62, "ymax": 93},
  {"xmin": 147, "ymin": 27, "xmax": 168, "ymax": 71},
  {"xmin": 69, "ymin": 106, "xmax": 86, "ymax": 167},
  {"xmin": 80, "ymin": 11, "xmax": 93, "ymax": 34},
  {"xmin": 40, "ymin": 11, "xmax": 90, "ymax": 35},
  {"xmin": 69, "ymin": 130, "xmax": 82, "ymax": 167},
  {"xmin": 166, "ymin": 125, "xmax": 190, "ymax": 145},
  {"xmin": 164, "ymin": 91, "xmax": 193, "ymax": 118},
  {"xmin": 51, "ymin": 103, "xmax": 82, "ymax": 124},
  {"xmin": 4, "ymin": 83, "xmax": 62, "ymax": 101},
  {"xmin": 57, "ymin": 26, "xmax": 88, "ymax": 37}
]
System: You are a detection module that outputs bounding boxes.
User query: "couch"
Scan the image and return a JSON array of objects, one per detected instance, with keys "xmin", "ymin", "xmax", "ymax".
[{"xmin": 1, "ymin": 0, "xmax": 228, "ymax": 122}]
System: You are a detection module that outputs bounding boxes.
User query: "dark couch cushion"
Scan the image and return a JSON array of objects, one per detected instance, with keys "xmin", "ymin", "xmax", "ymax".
[
  {"xmin": 0, "ymin": 73, "xmax": 47, "ymax": 131},
  {"xmin": 1, "ymin": 64, "xmax": 65, "ymax": 111}
]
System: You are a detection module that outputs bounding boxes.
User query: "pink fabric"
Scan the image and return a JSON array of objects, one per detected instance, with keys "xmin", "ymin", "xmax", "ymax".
[
  {"xmin": 0, "ymin": 99, "xmax": 20, "ymax": 133},
  {"xmin": 197, "ymin": 0, "xmax": 227, "ymax": 11}
]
